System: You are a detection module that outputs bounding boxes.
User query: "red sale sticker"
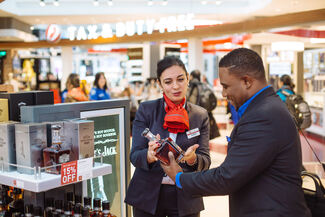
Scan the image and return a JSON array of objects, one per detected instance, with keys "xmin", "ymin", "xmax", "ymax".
[{"xmin": 61, "ymin": 161, "xmax": 78, "ymax": 185}]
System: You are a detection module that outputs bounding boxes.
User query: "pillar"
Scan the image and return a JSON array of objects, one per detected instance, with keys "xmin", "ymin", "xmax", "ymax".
[
  {"xmin": 61, "ymin": 46, "xmax": 73, "ymax": 91},
  {"xmin": 188, "ymin": 38, "xmax": 203, "ymax": 74},
  {"xmin": 293, "ymin": 51, "xmax": 304, "ymax": 96}
]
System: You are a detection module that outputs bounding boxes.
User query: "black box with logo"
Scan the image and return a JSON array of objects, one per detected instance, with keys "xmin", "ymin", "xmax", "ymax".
[{"xmin": 32, "ymin": 91, "xmax": 54, "ymax": 105}]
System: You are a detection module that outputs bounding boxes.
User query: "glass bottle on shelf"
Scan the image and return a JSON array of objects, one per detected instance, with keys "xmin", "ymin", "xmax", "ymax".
[
  {"xmin": 74, "ymin": 204, "xmax": 82, "ymax": 217},
  {"xmin": 101, "ymin": 201, "xmax": 116, "ymax": 217},
  {"xmin": 91, "ymin": 198, "xmax": 101, "ymax": 217},
  {"xmin": 82, "ymin": 207, "xmax": 90, "ymax": 217},
  {"xmin": 83, "ymin": 197, "xmax": 92, "ymax": 216},
  {"xmin": 43, "ymin": 125, "xmax": 70, "ymax": 174},
  {"xmin": 24, "ymin": 204, "xmax": 34, "ymax": 217},
  {"xmin": 33, "ymin": 206, "xmax": 43, "ymax": 217},
  {"xmin": 64, "ymin": 202, "xmax": 73, "ymax": 217},
  {"xmin": 75, "ymin": 195, "xmax": 82, "ymax": 207},
  {"xmin": 141, "ymin": 128, "xmax": 185, "ymax": 165},
  {"xmin": 44, "ymin": 197, "xmax": 55, "ymax": 216},
  {"xmin": 9, "ymin": 188, "xmax": 24, "ymax": 214},
  {"xmin": 54, "ymin": 200, "xmax": 64, "ymax": 214}
]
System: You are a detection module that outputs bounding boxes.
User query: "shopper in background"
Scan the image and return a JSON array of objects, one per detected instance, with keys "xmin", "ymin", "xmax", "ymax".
[
  {"xmin": 187, "ymin": 69, "xmax": 220, "ymax": 139},
  {"xmin": 143, "ymin": 78, "xmax": 161, "ymax": 101},
  {"xmin": 276, "ymin": 74, "xmax": 295, "ymax": 102},
  {"xmin": 89, "ymin": 72, "xmax": 111, "ymax": 100},
  {"xmin": 161, "ymin": 48, "xmax": 311, "ymax": 217},
  {"xmin": 65, "ymin": 73, "xmax": 88, "ymax": 102},
  {"xmin": 125, "ymin": 56, "xmax": 211, "ymax": 217}
]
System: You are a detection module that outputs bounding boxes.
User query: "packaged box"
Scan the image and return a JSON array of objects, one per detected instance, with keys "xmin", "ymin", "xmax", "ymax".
[
  {"xmin": 15, "ymin": 123, "xmax": 47, "ymax": 174},
  {"xmin": 64, "ymin": 119, "xmax": 94, "ymax": 161},
  {"xmin": 0, "ymin": 99, "xmax": 9, "ymax": 122},
  {"xmin": 32, "ymin": 91, "xmax": 54, "ymax": 105},
  {"xmin": 0, "ymin": 121, "xmax": 18, "ymax": 171},
  {"xmin": 0, "ymin": 92, "xmax": 34, "ymax": 121},
  {"xmin": 45, "ymin": 121, "xmax": 65, "ymax": 147}
]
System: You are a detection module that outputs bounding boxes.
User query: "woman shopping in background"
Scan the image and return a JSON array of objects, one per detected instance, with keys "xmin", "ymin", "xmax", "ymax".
[
  {"xmin": 89, "ymin": 72, "xmax": 111, "ymax": 100},
  {"xmin": 65, "ymin": 73, "xmax": 88, "ymax": 102},
  {"xmin": 276, "ymin": 74, "xmax": 295, "ymax": 102},
  {"xmin": 125, "ymin": 56, "xmax": 211, "ymax": 217}
]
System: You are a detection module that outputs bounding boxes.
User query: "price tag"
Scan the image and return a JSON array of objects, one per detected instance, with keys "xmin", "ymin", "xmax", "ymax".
[
  {"xmin": 61, "ymin": 160, "xmax": 78, "ymax": 185},
  {"xmin": 77, "ymin": 157, "xmax": 93, "ymax": 181}
]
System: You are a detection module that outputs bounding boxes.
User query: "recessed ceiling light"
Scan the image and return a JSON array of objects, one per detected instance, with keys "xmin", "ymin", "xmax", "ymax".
[
  {"xmin": 40, "ymin": 0, "xmax": 45, "ymax": 7},
  {"xmin": 93, "ymin": 0, "xmax": 99, "ymax": 6}
]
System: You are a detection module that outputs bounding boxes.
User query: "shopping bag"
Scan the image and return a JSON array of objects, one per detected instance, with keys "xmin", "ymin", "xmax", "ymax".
[{"xmin": 301, "ymin": 171, "xmax": 325, "ymax": 217}]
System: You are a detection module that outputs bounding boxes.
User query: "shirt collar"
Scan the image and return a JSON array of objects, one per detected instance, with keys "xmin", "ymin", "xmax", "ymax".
[{"xmin": 237, "ymin": 85, "xmax": 271, "ymax": 119}]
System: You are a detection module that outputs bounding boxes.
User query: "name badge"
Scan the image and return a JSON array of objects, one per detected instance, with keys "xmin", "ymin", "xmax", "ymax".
[{"xmin": 186, "ymin": 128, "xmax": 200, "ymax": 139}]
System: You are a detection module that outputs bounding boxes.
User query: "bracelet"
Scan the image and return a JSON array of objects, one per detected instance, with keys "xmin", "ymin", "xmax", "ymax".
[{"xmin": 186, "ymin": 155, "xmax": 197, "ymax": 166}]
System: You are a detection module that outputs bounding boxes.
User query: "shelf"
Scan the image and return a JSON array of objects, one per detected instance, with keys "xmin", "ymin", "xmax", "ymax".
[{"xmin": 0, "ymin": 162, "xmax": 112, "ymax": 193}]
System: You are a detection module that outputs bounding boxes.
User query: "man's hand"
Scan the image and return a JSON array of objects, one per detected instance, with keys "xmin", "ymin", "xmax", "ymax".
[
  {"xmin": 161, "ymin": 152, "xmax": 183, "ymax": 182},
  {"xmin": 183, "ymin": 144, "xmax": 199, "ymax": 165},
  {"xmin": 147, "ymin": 134, "xmax": 160, "ymax": 163}
]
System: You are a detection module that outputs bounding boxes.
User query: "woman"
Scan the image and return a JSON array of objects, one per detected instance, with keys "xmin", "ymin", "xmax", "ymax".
[
  {"xmin": 125, "ymin": 56, "xmax": 211, "ymax": 217},
  {"xmin": 276, "ymin": 74, "xmax": 295, "ymax": 102},
  {"xmin": 65, "ymin": 73, "xmax": 88, "ymax": 102},
  {"xmin": 89, "ymin": 72, "xmax": 111, "ymax": 100}
]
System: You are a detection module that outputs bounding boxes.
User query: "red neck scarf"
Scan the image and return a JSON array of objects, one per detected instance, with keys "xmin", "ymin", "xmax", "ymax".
[{"xmin": 163, "ymin": 93, "xmax": 189, "ymax": 133}]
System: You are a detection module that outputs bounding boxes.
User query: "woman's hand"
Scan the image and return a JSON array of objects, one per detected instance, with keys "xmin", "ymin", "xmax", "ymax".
[
  {"xmin": 183, "ymin": 144, "xmax": 199, "ymax": 165},
  {"xmin": 147, "ymin": 134, "xmax": 161, "ymax": 164}
]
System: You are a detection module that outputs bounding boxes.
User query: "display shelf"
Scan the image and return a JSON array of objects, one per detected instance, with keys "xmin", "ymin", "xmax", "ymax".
[{"xmin": 0, "ymin": 162, "xmax": 112, "ymax": 193}]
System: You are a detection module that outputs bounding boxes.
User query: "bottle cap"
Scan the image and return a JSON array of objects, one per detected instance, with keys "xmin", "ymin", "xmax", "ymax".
[
  {"xmin": 33, "ymin": 206, "xmax": 43, "ymax": 216},
  {"xmin": 54, "ymin": 200, "xmax": 63, "ymax": 209},
  {"xmin": 93, "ymin": 198, "xmax": 101, "ymax": 208},
  {"xmin": 83, "ymin": 197, "xmax": 91, "ymax": 206},
  {"xmin": 25, "ymin": 204, "xmax": 34, "ymax": 214},
  {"xmin": 102, "ymin": 200, "xmax": 110, "ymax": 210}
]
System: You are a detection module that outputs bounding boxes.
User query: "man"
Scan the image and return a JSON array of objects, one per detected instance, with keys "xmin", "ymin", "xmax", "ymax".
[
  {"xmin": 187, "ymin": 69, "xmax": 220, "ymax": 139},
  {"xmin": 162, "ymin": 48, "xmax": 311, "ymax": 217}
]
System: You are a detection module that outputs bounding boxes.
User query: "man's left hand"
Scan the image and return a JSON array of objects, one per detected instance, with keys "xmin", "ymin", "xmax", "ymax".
[{"xmin": 161, "ymin": 152, "xmax": 183, "ymax": 182}]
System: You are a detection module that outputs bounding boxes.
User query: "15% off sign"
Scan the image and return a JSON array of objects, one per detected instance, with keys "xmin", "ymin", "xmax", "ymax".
[{"xmin": 61, "ymin": 158, "xmax": 93, "ymax": 185}]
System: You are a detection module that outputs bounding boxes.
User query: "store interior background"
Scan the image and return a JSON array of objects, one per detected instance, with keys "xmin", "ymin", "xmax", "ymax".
[{"xmin": 0, "ymin": 1, "xmax": 325, "ymax": 217}]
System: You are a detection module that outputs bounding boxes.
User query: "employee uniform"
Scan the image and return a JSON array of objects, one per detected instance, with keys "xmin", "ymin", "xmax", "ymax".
[
  {"xmin": 125, "ymin": 98, "xmax": 211, "ymax": 217},
  {"xmin": 176, "ymin": 86, "xmax": 311, "ymax": 217},
  {"xmin": 89, "ymin": 87, "xmax": 110, "ymax": 100}
]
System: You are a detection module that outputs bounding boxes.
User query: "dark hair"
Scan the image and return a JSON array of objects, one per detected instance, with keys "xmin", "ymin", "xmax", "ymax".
[
  {"xmin": 66, "ymin": 73, "xmax": 80, "ymax": 88},
  {"xmin": 190, "ymin": 70, "xmax": 201, "ymax": 81},
  {"xmin": 219, "ymin": 48, "xmax": 265, "ymax": 80},
  {"xmin": 93, "ymin": 72, "xmax": 107, "ymax": 90},
  {"xmin": 280, "ymin": 74, "xmax": 295, "ymax": 90},
  {"xmin": 156, "ymin": 56, "xmax": 187, "ymax": 82}
]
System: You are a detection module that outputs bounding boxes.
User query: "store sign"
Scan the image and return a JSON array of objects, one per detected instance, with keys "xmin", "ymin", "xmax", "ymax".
[
  {"xmin": 61, "ymin": 157, "xmax": 93, "ymax": 185},
  {"xmin": 67, "ymin": 14, "xmax": 194, "ymax": 41}
]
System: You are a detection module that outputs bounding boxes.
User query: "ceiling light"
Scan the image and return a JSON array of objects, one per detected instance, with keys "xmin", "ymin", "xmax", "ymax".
[
  {"xmin": 93, "ymin": 0, "xmax": 99, "ymax": 6},
  {"xmin": 201, "ymin": 1, "xmax": 207, "ymax": 5},
  {"xmin": 148, "ymin": 0, "xmax": 153, "ymax": 6},
  {"xmin": 40, "ymin": 0, "xmax": 45, "ymax": 7},
  {"xmin": 162, "ymin": 0, "xmax": 168, "ymax": 6},
  {"xmin": 215, "ymin": 1, "xmax": 222, "ymax": 5},
  {"xmin": 53, "ymin": 0, "xmax": 59, "ymax": 6},
  {"xmin": 30, "ymin": 26, "xmax": 35, "ymax": 30},
  {"xmin": 107, "ymin": 0, "xmax": 113, "ymax": 6},
  {"xmin": 271, "ymin": 41, "xmax": 304, "ymax": 51}
]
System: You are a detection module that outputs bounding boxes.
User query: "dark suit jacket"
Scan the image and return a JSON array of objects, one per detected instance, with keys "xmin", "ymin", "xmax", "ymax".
[
  {"xmin": 180, "ymin": 87, "xmax": 311, "ymax": 217},
  {"xmin": 125, "ymin": 98, "xmax": 211, "ymax": 216}
]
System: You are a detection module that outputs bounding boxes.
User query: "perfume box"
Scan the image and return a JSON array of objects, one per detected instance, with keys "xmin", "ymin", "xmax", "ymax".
[
  {"xmin": 15, "ymin": 123, "xmax": 47, "ymax": 174},
  {"xmin": 32, "ymin": 91, "xmax": 54, "ymax": 105},
  {"xmin": 0, "ymin": 99, "xmax": 9, "ymax": 122},
  {"xmin": 0, "ymin": 122, "xmax": 18, "ymax": 171},
  {"xmin": 0, "ymin": 92, "xmax": 34, "ymax": 121},
  {"xmin": 64, "ymin": 120, "xmax": 94, "ymax": 161}
]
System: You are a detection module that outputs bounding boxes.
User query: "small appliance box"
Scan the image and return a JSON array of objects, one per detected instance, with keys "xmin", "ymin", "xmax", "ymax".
[
  {"xmin": 15, "ymin": 123, "xmax": 47, "ymax": 174},
  {"xmin": 0, "ymin": 92, "xmax": 34, "ymax": 121},
  {"xmin": 0, "ymin": 121, "xmax": 18, "ymax": 171},
  {"xmin": 0, "ymin": 99, "xmax": 9, "ymax": 122},
  {"xmin": 64, "ymin": 119, "xmax": 94, "ymax": 161},
  {"xmin": 32, "ymin": 91, "xmax": 54, "ymax": 105}
]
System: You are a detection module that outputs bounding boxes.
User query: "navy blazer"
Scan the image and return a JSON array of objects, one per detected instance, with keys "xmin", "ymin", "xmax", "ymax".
[
  {"xmin": 125, "ymin": 98, "xmax": 211, "ymax": 216},
  {"xmin": 179, "ymin": 87, "xmax": 311, "ymax": 217}
]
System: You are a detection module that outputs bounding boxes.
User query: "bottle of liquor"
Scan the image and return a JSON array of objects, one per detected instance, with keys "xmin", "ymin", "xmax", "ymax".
[
  {"xmin": 44, "ymin": 197, "xmax": 55, "ymax": 216},
  {"xmin": 54, "ymin": 200, "xmax": 63, "ymax": 214},
  {"xmin": 82, "ymin": 207, "xmax": 90, "ymax": 217},
  {"xmin": 33, "ymin": 206, "xmax": 43, "ymax": 217},
  {"xmin": 83, "ymin": 197, "xmax": 92, "ymax": 216},
  {"xmin": 73, "ymin": 204, "xmax": 82, "ymax": 217},
  {"xmin": 101, "ymin": 201, "xmax": 116, "ymax": 217},
  {"xmin": 24, "ymin": 204, "xmax": 34, "ymax": 217},
  {"xmin": 141, "ymin": 128, "xmax": 185, "ymax": 165},
  {"xmin": 75, "ymin": 195, "xmax": 82, "ymax": 207},
  {"xmin": 64, "ymin": 202, "xmax": 73, "ymax": 217},
  {"xmin": 45, "ymin": 209, "xmax": 53, "ymax": 217},
  {"xmin": 9, "ymin": 188, "xmax": 24, "ymax": 214},
  {"xmin": 0, "ymin": 193, "xmax": 10, "ymax": 217},
  {"xmin": 43, "ymin": 125, "xmax": 70, "ymax": 174},
  {"xmin": 91, "ymin": 198, "xmax": 101, "ymax": 217}
]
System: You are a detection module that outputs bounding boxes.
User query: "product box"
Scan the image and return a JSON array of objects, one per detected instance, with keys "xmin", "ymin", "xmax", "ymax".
[
  {"xmin": 0, "ymin": 99, "xmax": 9, "ymax": 122},
  {"xmin": 32, "ymin": 91, "xmax": 54, "ymax": 105},
  {"xmin": 45, "ymin": 121, "xmax": 65, "ymax": 147},
  {"xmin": 15, "ymin": 123, "xmax": 47, "ymax": 174},
  {"xmin": 0, "ymin": 121, "xmax": 18, "ymax": 171},
  {"xmin": 64, "ymin": 119, "xmax": 94, "ymax": 161},
  {"xmin": 0, "ymin": 92, "xmax": 34, "ymax": 121}
]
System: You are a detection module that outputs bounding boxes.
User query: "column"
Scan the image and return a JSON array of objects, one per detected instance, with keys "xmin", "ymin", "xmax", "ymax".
[
  {"xmin": 293, "ymin": 51, "xmax": 304, "ymax": 95},
  {"xmin": 61, "ymin": 46, "xmax": 73, "ymax": 91},
  {"xmin": 188, "ymin": 38, "xmax": 203, "ymax": 74}
]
